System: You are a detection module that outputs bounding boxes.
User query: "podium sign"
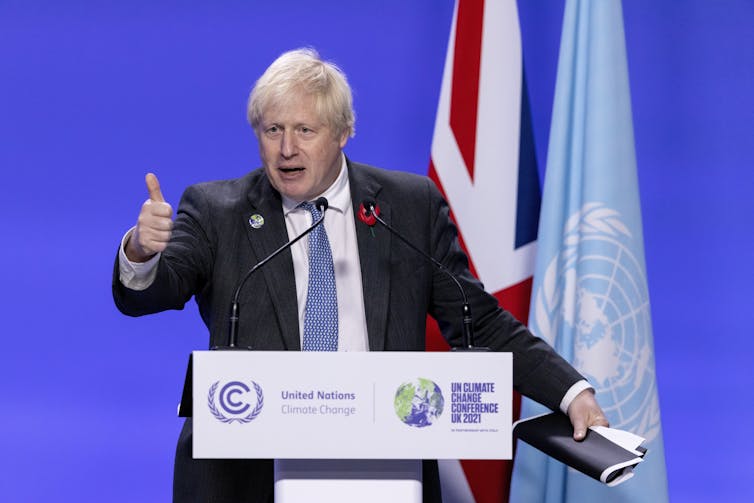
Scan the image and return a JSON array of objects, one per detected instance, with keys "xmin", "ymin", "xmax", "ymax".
[{"xmin": 192, "ymin": 351, "xmax": 512, "ymax": 460}]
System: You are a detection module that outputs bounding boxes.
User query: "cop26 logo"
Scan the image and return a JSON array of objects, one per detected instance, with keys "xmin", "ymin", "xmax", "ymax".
[{"xmin": 207, "ymin": 380, "xmax": 264, "ymax": 424}]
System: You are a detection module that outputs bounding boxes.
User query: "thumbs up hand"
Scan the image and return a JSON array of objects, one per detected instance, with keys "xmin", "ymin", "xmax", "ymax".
[{"xmin": 125, "ymin": 173, "xmax": 174, "ymax": 262}]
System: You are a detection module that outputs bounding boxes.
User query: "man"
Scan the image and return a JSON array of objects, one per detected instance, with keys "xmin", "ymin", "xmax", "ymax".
[{"xmin": 114, "ymin": 48, "xmax": 607, "ymax": 502}]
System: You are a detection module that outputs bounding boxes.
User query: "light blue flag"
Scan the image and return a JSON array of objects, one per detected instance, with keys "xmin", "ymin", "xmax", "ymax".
[{"xmin": 509, "ymin": 1, "xmax": 669, "ymax": 501}]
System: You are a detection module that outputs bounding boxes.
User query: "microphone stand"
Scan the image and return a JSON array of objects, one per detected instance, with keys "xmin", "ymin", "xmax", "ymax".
[
  {"xmin": 363, "ymin": 201, "xmax": 489, "ymax": 352},
  {"xmin": 213, "ymin": 197, "xmax": 329, "ymax": 350}
]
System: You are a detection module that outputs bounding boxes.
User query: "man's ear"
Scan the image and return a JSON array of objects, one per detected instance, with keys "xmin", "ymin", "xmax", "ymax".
[{"xmin": 338, "ymin": 130, "xmax": 349, "ymax": 149}]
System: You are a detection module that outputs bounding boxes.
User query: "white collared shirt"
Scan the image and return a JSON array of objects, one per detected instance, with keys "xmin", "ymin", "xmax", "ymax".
[{"xmin": 280, "ymin": 155, "xmax": 369, "ymax": 351}]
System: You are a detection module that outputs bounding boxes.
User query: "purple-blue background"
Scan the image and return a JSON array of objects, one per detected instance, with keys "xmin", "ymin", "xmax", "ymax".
[{"xmin": 1, "ymin": 1, "xmax": 751, "ymax": 501}]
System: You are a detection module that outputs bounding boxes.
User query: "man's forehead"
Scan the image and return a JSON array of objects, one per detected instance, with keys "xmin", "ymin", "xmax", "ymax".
[{"xmin": 261, "ymin": 92, "xmax": 325, "ymax": 123}]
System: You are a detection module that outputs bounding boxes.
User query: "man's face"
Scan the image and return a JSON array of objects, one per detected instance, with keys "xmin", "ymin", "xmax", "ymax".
[{"xmin": 257, "ymin": 92, "xmax": 348, "ymax": 201}]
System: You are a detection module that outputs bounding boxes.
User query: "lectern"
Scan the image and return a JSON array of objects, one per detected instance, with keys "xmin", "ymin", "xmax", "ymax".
[{"xmin": 191, "ymin": 351, "xmax": 512, "ymax": 502}]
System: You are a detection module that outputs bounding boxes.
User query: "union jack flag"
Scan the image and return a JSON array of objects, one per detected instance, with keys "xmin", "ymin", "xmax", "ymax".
[{"xmin": 426, "ymin": 1, "xmax": 541, "ymax": 501}]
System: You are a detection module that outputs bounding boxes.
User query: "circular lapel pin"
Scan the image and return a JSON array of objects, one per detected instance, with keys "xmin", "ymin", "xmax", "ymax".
[{"xmin": 248, "ymin": 214, "xmax": 265, "ymax": 229}]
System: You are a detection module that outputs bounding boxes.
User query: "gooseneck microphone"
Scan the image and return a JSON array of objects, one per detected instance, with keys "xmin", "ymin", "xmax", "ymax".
[
  {"xmin": 359, "ymin": 199, "xmax": 488, "ymax": 351},
  {"xmin": 215, "ymin": 196, "xmax": 330, "ymax": 350}
]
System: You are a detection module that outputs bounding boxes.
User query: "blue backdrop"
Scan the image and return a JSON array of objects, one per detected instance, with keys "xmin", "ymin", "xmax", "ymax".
[{"xmin": 1, "ymin": 1, "xmax": 751, "ymax": 501}]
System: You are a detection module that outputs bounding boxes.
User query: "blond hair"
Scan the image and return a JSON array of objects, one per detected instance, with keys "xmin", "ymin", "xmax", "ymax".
[{"xmin": 247, "ymin": 48, "xmax": 355, "ymax": 138}]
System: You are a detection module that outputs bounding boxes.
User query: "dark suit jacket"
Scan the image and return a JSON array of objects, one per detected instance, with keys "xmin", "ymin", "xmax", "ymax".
[{"xmin": 113, "ymin": 159, "xmax": 583, "ymax": 502}]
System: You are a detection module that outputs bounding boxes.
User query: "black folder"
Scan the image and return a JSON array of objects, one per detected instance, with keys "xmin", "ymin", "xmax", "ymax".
[{"xmin": 513, "ymin": 412, "xmax": 647, "ymax": 486}]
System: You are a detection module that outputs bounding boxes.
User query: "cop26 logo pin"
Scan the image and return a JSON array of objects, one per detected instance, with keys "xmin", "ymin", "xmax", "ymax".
[{"xmin": 207, "ymin": 380, "xmax": 264, "ymax": 424}]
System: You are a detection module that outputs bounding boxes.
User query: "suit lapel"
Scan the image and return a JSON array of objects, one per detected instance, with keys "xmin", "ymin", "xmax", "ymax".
[
  {"xmin": 348, "ymin": 162, "xmax": 390, "ymax": 351},
  {"xmin": 244, "ymin": 175, "xmax": 301, "ymax": 350},
  {"xmin": 241, "ymin": 162, "xmax": 391, "ymax": 352}
]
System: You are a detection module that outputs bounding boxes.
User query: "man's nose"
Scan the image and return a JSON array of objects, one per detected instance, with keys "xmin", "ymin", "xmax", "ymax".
[{"xmin": 280, "ymin": 131, "xmax": 297, "ymax": 158}]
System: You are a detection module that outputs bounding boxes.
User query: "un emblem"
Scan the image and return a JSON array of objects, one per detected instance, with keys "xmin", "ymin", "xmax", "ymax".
[
  {"xmin": 207, "ymin": 380, "xmax": 264, "ymax": 424},
  {"xmin": 532, "ymin": 203, "xmax": 661, "ymax": 442}
]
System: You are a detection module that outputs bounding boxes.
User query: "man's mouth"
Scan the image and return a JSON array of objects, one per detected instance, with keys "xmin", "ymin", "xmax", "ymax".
[{"xmin": 279, "ymin": 167, "xmax": 304, "ymax": 173}]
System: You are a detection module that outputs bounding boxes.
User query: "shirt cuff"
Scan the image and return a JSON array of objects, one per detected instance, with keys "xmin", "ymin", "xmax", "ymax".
[
  {"xmin": 559, "ymin": 379, "xmax": 593, "ymax": 414},
  {"xmin": 118, "ymin": 227, "xmax": 160, "ymax": 291}
]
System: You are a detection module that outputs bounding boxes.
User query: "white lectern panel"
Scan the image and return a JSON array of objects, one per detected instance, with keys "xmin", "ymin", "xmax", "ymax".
[{"xmin": 192, "ymin": 351, "xmax": 512, "ymax": 460}]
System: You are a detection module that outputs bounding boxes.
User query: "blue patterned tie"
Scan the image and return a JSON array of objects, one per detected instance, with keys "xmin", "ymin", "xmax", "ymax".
[{"xmin": 300, "ymin": 202, "xmax": 338, "ymax": 351}]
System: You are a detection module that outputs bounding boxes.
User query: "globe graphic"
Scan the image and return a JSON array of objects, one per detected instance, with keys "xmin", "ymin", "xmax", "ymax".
[{"xmin": 394, "ymin": 378, "xmax": 444, "ymax": 428}]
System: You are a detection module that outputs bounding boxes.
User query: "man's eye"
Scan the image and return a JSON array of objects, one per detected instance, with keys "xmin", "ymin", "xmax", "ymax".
[{"xmin": 265, "ymin": 126, "xmax": 283, "ymax": 137}]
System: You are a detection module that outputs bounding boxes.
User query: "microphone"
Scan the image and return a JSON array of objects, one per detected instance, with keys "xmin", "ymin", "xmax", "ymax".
[
  {"xmin": 358, "ymin": 199, "xmax": 488, "ymax": 351},
  {"xmin": 215, "ymin": 196, "xmax": 329, "ymax": 350}
]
